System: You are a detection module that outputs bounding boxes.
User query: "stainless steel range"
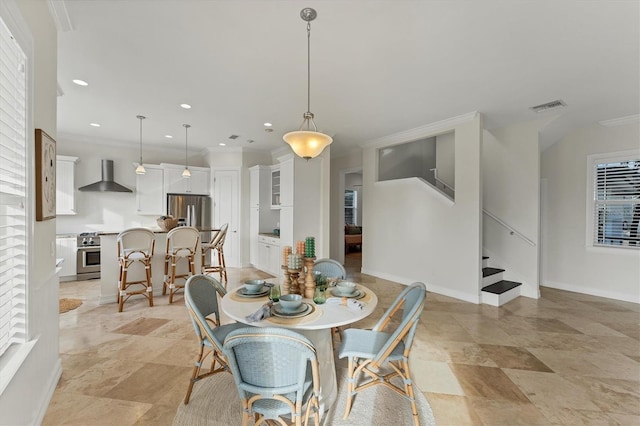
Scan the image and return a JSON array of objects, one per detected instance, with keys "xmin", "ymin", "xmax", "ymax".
[{"xmin": 77, "ymin": 232, "xmax": 101, "ymax": 280}]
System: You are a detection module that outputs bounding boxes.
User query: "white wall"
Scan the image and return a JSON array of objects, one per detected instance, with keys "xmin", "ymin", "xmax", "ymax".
[
  {"xmin": 361, "ymin": 113, "xmax": 483, "ymax": 303},
  {"xmin": 435, "ymin": 132, "xmax": 455, "ymax": 189},
  {"xmin": 0, "ymin": 2, "xmax": 60, "ymax": 424},
  {"xmin": 483, "ymin": 119, "xmax": 544, "ymax": 298},
  {"xmin": 541, "ymin": 122, "xmax": 640, "ymax": 303}
]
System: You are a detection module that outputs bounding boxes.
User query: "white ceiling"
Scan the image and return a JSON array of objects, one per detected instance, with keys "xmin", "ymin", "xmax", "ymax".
[{"xmin": 55, "ymin": 0, "xmax": 639, "ymax": 156}]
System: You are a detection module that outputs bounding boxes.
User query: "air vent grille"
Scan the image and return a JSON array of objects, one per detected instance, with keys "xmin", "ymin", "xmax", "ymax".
[
  {"xmin": 228, "ymin": 134, "xmax": 239, "ymax": 139},
  {"xmin": 530, "ymin": 99, "xmax": 567, "ymax": 113}
]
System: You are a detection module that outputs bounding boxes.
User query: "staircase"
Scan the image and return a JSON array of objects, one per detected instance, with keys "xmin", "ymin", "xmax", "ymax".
[{"xmin": 481, "ymin": 256, "xmax": 522, "ymax": 306}]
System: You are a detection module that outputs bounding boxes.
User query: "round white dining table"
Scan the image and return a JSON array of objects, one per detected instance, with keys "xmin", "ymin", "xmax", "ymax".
[{"xmin": 220, "ymin": 283, "xmax": 378, "ymax": 418}]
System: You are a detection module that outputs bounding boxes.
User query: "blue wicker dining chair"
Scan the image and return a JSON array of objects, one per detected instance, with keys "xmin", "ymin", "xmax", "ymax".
[
  {"xmin": 338, "ymin": 282, "xmax": 427, "ymax": 426},
  {"xmin": 183, "ymin": 274, "xmax": 246, "ymax": 404},
  {"xmin": 222, "ymin": 327, "xmax": 321, "ymax": 426},
  {"xmin": 312, "ymin": 258, "xmax": 346, "ymax": 280}
]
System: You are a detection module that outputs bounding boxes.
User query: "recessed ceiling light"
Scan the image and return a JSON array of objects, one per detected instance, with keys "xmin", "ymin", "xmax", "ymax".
[
  {"xmin": 264, "ymin": 122, "xmax": 272, "ymax": 127},
  {"xmin": 90, "ymin": 123, "xmax": 100, "ymax": 127},
  {"xmin": 219, "ymin": 143, "xmax": 226, "ymax": 146},
  {"xmin": 72, "ymin": 79, "xmax": 88, "ymax": 86},
  {"xmin": 180, "ymin": 103, "xmax": 192, "ymax": 109},
  {"xmin": 164, "ymin": 135, "xmax": 173, "ymax": 139}
]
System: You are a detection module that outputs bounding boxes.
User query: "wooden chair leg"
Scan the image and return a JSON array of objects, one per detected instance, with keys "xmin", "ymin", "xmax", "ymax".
[
  {"xmin": 169, "ymin": 257, "xmax": 177, "ymax": 304},
  {"xmin": 118, "ymin": 266, "xmax": 127, "ymax": 313},
  {"xmin": 184, "ymin": 344, "xmax": 205, "ymax": 404},
  {"xmin": 343, "ymin": 357, "xmax": 356, "ymax": 419},
  {"xmin": 402, "ymin": 359, "xmax": 419, "ymax": 426},
  {"xmin": 145, "ymin": 261, "xmax": 153, "ymax": 307}
]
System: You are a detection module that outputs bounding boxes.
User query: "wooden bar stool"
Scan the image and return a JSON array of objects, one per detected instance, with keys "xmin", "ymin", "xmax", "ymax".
[
  {"xmin": 163, "ymin": 226, "xmax": 200, "ymax": 304},
  {"xmin": 201, "ymin": 223, "xmax": 228, "ymax": 288},
  {"xmin": 116, "ymin": 228, "xmax": 155, "ymax": 312}
]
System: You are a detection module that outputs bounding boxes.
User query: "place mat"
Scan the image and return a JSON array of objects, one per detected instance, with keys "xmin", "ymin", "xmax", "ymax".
[
  {"xmin": 328, "ymin": 285, "xmax": 374, "ymax": 304},
  {"xmin": 59, "ymin": 298, "xmax": 82, "ymax": 313},
  {"xmin": 229, "ymin": 291, "xmax": 269, "ymax": 303},
  {"xmin": 266, "ymin": 303, "xmax": 322, "ymax": 325}
]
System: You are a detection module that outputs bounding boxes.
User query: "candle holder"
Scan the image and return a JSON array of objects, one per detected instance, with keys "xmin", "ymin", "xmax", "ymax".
[
  {"xmin": 286, "ymin": 268, "xmax": 302, "ymax": 295},
  {"xmin": 303, "ymin": 257, "xmax": 316, "ymax": 299},
  {"xmin": 282, "ymin": 265, "xmax": 292, "ymax": 295}
]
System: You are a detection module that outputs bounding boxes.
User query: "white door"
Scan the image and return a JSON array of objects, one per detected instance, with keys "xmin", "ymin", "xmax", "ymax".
[{"xmin": 213, "ymin": 169, "xmax": 240, "ymax": 267}]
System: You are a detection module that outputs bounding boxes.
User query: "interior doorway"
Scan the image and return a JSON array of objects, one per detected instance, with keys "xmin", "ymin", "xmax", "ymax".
[{"xmin": 338, "ymin": 167, "xmax": 363, "ymax": 270}]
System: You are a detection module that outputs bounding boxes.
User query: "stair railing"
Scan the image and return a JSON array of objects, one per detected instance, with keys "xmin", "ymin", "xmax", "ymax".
[
  {"xmin": 429, "ymin": 168, "xmax": 456, "ymax": 196},
  {"xmin": 483, "ymin": 209, "xmax": 536, "ymax": 246}
]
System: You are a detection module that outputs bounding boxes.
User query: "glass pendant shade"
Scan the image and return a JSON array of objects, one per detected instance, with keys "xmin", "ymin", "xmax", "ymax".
[
  {"xmin": 135, "ymin": 164, "xmax": 146, "ymax": 175},
  {"xmin": 283, "ymin": 130, "xmax": 332, "ymax": 160},
  {"xmin": 283, "ymin": 8, "xmax": 332, "ymax": 160},
  {"xmin": 182, "ymin": 168, "xmax": 191, "ymax": 178}
]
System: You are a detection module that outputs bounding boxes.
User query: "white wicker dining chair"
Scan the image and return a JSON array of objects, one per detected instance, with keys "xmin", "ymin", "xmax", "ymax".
[
  {"xmin": 201, "ymin": 223, "xmax": 229, "ymax": 287},
  {"xmin": 183, "ymin": 274, "xmax": 246, "ymax": 404},
  {"xmin": 338, "ymin": 282, "xmax": 427, "ymax": 426},
  {"xmin": 222, "ymin": 327, "xmax": 321, "ymax": 426}
]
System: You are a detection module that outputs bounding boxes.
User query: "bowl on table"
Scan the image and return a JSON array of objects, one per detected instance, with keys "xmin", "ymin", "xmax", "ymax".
[
  {"xmin": 244, "ymin": 279, "xmax": 266, "ymax": 294},
  {"xmin": 279, "ymin": 294, "xmax": 303, "ymax": 312},
  {"xmin": 335, "ymin": 281, "xmax": 357, "ymax": 296}
]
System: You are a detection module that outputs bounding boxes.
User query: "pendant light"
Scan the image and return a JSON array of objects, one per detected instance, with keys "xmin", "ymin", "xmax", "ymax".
[
  {"xmin": 282, "ymin": 7, "xmax": 332, "ymax": 160},
  {"xmin": 182, "ymin": 124, "xmax": 191, "ymax": 178},
  {"xmin": 135, "ymin": 115, "xmax": 146, "ymax": 175}
]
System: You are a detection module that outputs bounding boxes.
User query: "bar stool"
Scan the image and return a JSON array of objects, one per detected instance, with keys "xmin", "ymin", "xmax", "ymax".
[
  {"xmin": 201, "ymin": 223, "xmax": 228, "ymax": 288},
  {"xmin": 163, "ymin": 226, "xmax": 200, "ymax": 304},
  {"xmin": 116, "ymin": 227, "xmax": 155, "ymax": 312}
]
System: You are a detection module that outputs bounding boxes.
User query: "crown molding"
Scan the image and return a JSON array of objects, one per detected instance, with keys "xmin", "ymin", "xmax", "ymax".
[
  {"xmin": 47, "ymin": 0, "xmax": 73, "ymax": 32},
  {"xmin": 598, "ymin": 114, "xmax": 640, "ymax": 127},
  {"xmin": 362, "ymin": 111, "xmax": 478, "ymax": 149}
]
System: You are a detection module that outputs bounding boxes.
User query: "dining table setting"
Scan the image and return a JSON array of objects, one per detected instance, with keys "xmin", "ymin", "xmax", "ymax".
[{"xmin": 220, "ymin": 276, "xmax": 379, "ymax": 416}]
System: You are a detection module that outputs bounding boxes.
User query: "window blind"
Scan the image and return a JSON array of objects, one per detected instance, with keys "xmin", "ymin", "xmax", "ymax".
[
  {"xmin": 593, "ymin": 159, "xmax": 640, "ymax": 248},
  {"xmin": 0, "ymin": 18, "xmax": 27, "ymax": 358}
]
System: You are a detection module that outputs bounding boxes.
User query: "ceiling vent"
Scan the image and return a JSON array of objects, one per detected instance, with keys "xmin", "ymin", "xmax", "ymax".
[
  {"xmin": 228, "ymin": 134, "xmax": 239, "ymax": 140},
  {"xmin": 530, "ymin": 99, "xmax": 567, "ymax": 113}
]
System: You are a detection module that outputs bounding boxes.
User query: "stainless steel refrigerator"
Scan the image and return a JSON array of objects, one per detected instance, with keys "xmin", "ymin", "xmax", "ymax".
[{"xmin": 166, "ymin": 193, "xmax": 212, "ymax": 230}]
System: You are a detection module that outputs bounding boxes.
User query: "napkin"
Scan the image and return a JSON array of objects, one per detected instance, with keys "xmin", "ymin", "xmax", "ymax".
[
  {"xmin": 325, "ymin": 297, "xmax": 366, "ymax": 310},
  {"xmin": 245, "ymin": 301, "xmax": 273, "ymax": 323}
]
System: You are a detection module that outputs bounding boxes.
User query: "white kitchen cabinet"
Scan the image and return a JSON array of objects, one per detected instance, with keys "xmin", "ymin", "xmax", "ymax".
[
  {"xmin": 135, "ymin": 164, "xmax": 164, "ymax": 215},
  {"xmin": 258, "ymin": 235, "xmax": 280, "ymax": 275},
  {"xmin": 56, "ymin": 236, "xmax": 77, "ymax": 281},
  {"xmin": 56, "ymin": 155, "xmax": 78, "ymax": 215},
  {"xmin": 249, "ymin": 166, "xmax": 280, "ymax": 275},
  {"xmin": 162, "ymin": 164, "xmax": 210, "ymax": 195},
  {"xmin": 276, "ymin": 153, "xmax": 325, "ymax": 255}
]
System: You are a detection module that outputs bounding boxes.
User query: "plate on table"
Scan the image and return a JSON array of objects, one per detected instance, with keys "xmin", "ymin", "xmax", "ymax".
[
  {"xmin": 271, "ymin": 303, "xmax": 312, "ymax": 318},
  {"xmin": 237, "ymin": 286, "xmax": 270, "ymax": 298},
  {"xmin": 330, "ymin": 288, "xmax": 365, "ymax": 299}
]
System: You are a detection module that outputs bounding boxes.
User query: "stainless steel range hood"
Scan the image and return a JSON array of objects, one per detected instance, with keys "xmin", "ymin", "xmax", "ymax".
[{"xmin": 78, "ymin": 159, "xmax": 132, "ymax": 192}]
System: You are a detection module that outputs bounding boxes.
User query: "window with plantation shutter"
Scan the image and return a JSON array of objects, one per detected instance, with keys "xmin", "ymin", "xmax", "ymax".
[
  {"xmin": 588, "ymin": 152, "xmax": 640, "ymax": 249},
  {"xmin": 0, "ymin": 16, "xmax": 28, "ymax": 358}
]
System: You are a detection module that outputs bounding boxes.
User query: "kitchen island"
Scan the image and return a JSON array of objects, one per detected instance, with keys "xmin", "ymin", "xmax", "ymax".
[{"xmin": 99, "ymin": 228, "xmax": 216, "ymax": 305}]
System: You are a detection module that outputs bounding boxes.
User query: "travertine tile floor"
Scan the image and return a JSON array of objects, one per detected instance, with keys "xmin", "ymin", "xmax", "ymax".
[{"xmin": 44, "ymin": 255, "xmax": 639, "ymax": 425}]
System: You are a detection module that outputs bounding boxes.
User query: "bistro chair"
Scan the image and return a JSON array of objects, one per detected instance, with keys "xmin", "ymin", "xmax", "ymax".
[
  {"xmin": 312, "ymin": 258, "xmax": 346, "ymax": 281},
  {"xmin": 184, "ymin": 274, "xmax": 246, "ymax": 404},
  {"xmin": 338, "ymin": 282, "xmax": 426, "ymax": 426},
  {"xmin": 163, "ymin": 226, "xmax": 200, "ymax": 304},
  {"xmin": 116, "ymin": 227, "xmax": 155, "ymax": 312},
  {"xmin": 222, "ymin": 327, "xmax": 321, "ymax": 426},
  {"xmin": 201, "ymin": 223, "xmax": 229, "ymax": 287}
]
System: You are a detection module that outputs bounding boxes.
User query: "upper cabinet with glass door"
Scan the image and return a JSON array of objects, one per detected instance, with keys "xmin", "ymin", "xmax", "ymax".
[{"xmin": 271, "ymin": 166, "xmax": 281, "ymax": 209}]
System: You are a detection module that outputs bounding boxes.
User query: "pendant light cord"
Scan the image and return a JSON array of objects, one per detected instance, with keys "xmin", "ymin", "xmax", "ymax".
[
  {"xmin": 139, "ymin": 117, "xmax": 143, "ymax": 163},
  {"xmin": 307, "ymin": 20, "xmax": 311, "ymax": 115},
  {"xmin": 184, "ymin": 125, "xmax": 188, "ymax": 169}
]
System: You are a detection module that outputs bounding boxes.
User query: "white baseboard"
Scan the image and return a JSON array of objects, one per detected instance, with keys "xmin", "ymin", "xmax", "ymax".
[
  {"xmin": 361, "ymin": 267, "xmax": 481, "ymax": 304},
  {"xmin": 34, "ymin": 357, "xmax": 62, "ymax": 425},
  {"xmin": 542, "ymin": 280, "xmax": 640, "ymax": 304}
]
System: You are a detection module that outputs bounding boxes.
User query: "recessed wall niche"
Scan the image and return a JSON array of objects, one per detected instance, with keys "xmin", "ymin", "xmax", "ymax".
[{"xmin": 377, "ymin": 131, "xmax": 455, "ymax": 199}]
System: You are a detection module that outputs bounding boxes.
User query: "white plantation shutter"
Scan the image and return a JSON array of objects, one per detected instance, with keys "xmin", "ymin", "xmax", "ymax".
[
  {"xmin": 592, "ymin": 158, "xmax": 640, "ymax": 248},
  {"xmin": 0, "ymin": 17, "xmax": 27, "ymax": 357}
]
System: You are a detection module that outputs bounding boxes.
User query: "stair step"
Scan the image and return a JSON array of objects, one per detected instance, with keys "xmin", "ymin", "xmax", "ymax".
[
  {"xmin": 482, "ymin": 267, "xmax": 504, "ymax": 278},
  {"xmin": 482, "ymin": 280, "xmax": 522, "ymax": 295},
  {"xmin": 482, "ymin": 256, "xmax": 489, "ymax": 260}
]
